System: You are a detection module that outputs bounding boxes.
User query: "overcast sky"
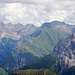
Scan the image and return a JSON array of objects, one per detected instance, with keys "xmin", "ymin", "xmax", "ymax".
[{"xmin": 0, "ymin": 0, "xmax": 75, "ymax": 26}]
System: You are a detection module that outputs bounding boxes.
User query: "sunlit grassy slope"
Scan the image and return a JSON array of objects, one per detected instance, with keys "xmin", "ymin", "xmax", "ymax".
[{"xmin": 18, "ymin": 26, "xmax": 69, "ymax": 57}]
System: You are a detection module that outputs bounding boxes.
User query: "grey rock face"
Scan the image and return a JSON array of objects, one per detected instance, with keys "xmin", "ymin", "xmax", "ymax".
[
  {"xmin": 0, "ymin": 49, "xmax": 39, "ymax": 73},
  {"xmin": 0, "ymin": 22, "xmax": 37, "ymax": 40},
  {"xmin": 52, "ymin": 33, "xmax": 75, "ymax": 73}
]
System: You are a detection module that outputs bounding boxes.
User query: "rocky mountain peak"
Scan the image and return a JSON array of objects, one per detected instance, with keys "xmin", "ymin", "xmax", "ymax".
[
  {"xmin": 0, "ymin": 22, "xmax": 37, "ymax": 40},
  {"xmin": 50, "ymin": 21, "xmax": 65, "ymax": 25}
]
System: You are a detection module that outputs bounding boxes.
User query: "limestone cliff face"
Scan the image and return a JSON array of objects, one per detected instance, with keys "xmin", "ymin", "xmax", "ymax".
[{"xmin": 52, "ymin": 32, "xmax": 75, "ymax": 73}]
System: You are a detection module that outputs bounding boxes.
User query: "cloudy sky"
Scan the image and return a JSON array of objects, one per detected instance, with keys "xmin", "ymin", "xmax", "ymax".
[{"xmin": 0, "ymin": 0, "xmax": 75, "ymax": 26}]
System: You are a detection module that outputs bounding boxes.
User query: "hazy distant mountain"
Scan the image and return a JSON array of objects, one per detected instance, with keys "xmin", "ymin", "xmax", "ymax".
[{"xmin": 0, "ymin": 22, "xmax": 37, "ymax": 40}]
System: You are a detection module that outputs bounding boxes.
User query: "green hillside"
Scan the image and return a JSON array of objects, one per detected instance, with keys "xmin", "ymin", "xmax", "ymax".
[
  {"xmin": 20, "ymin": 54, "xmax": 56, "ymax": 70},
  {"xmin": 0, "ymin": 67, "xmax": 8, "ymax": 75},
  {"xmin": 11, "ymin": 54, "xmax": 57, "ymax": 75},
  {"xmin": 11, "ymin": 69, "xmax": 57, "ymax": 75},
  {"xmin": 17, "ymin": 26, "xmax": 69, "ymax": 57}
]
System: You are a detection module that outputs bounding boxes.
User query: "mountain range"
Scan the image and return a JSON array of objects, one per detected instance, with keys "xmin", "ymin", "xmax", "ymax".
[{"xmin": 0, "ymin": 21, "xmax": 75, "ymax": 74}]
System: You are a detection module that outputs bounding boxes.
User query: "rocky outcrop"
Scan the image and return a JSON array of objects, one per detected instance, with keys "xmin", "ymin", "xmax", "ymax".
[
  {"xmin": 52, "ymin": 31, "xmax": 75, "ymax": 73},
  {"xmin": 0, "ymin": 50, "xmax": 39, "ymax": 73}
]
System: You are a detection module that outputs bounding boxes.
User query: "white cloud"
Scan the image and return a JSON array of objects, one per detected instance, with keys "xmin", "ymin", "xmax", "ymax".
[
  {"xmin": 0, "ymin": 0, "xmax": 53, "ymax": 4},
  {"xmin": 0, "ymin": 0, "xmax": 75, "ymax": 26},
  {"xmin": 49, "ymin": 10, "xmax": 68, "ymax": 22}
]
